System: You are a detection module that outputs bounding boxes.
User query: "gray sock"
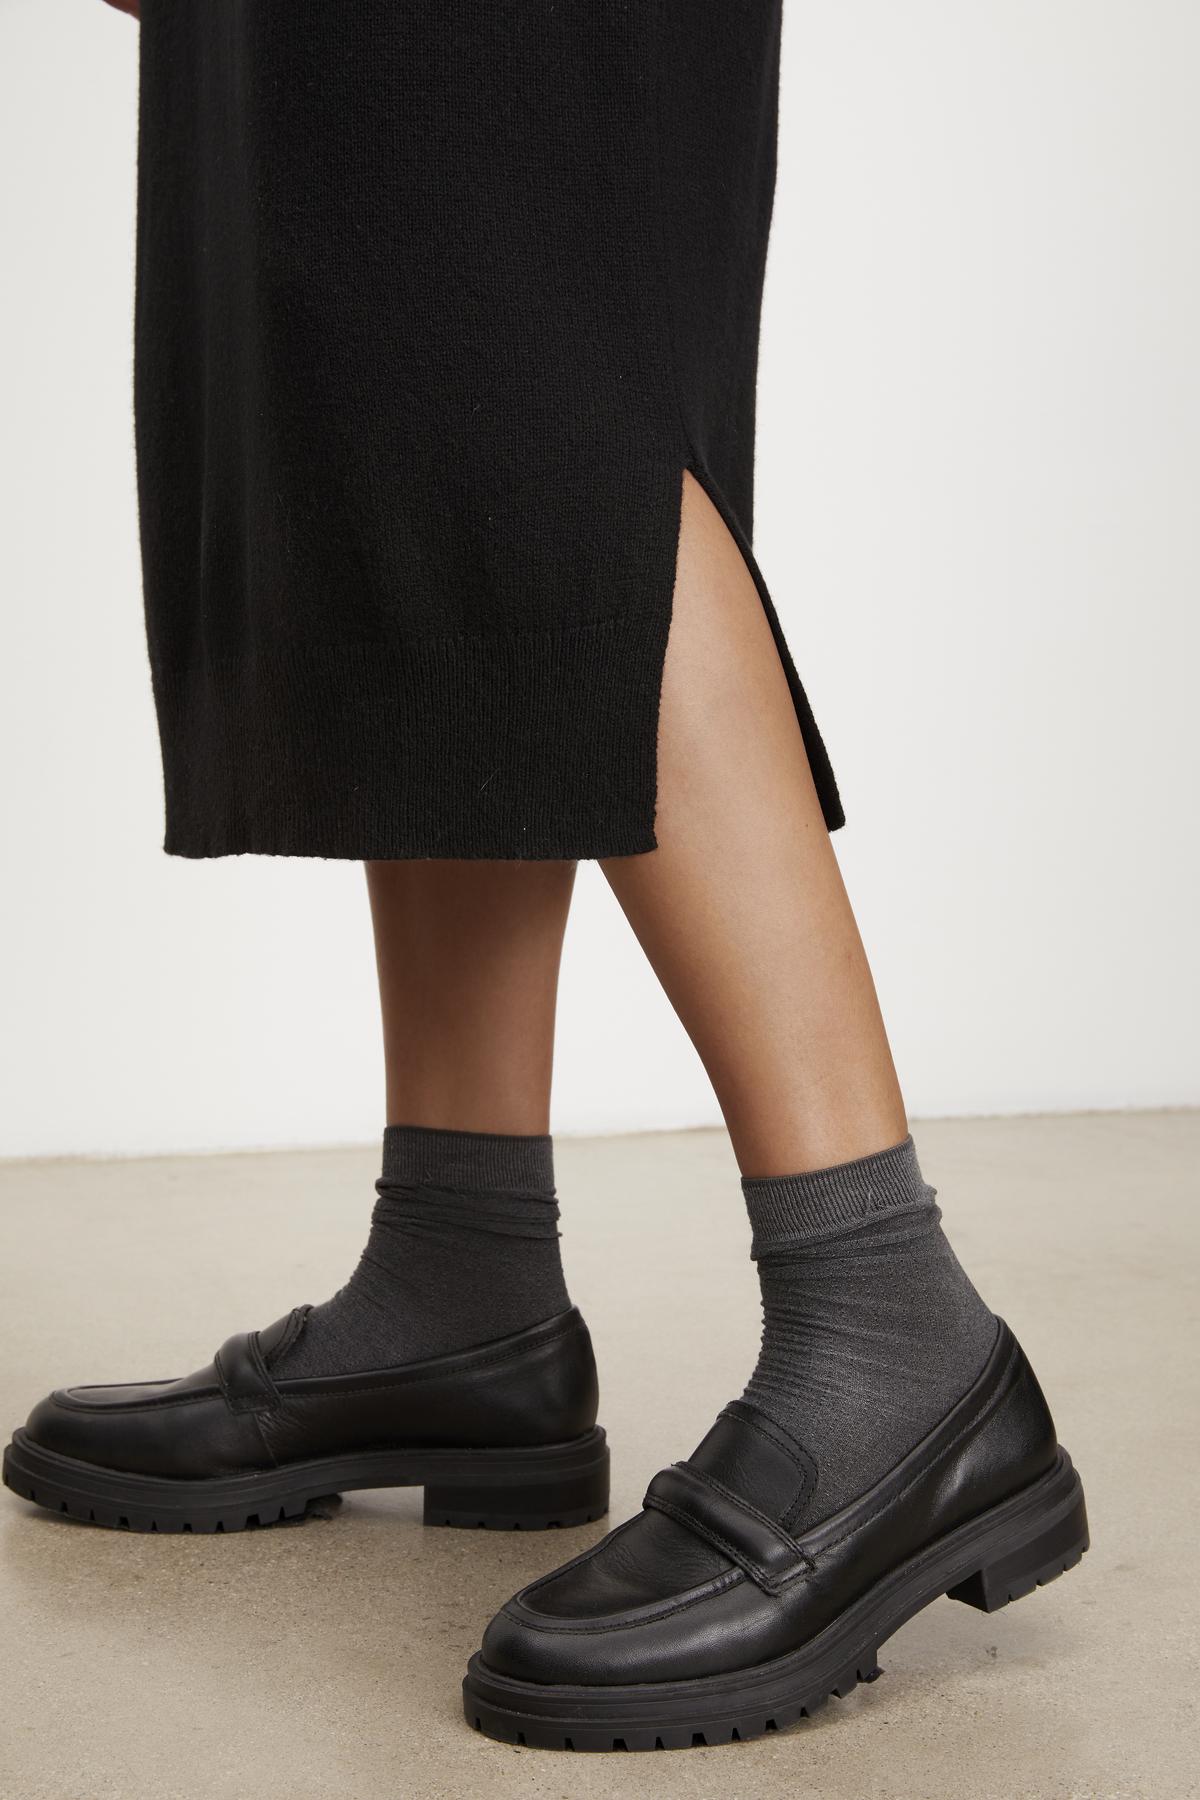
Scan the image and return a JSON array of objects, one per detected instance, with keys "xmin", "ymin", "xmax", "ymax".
[
  {"xmin": 741, "ymin": 1136, "xmax": 998, "ymax": 1527},
  {"xmin": 274, "ymin": 1125, "xmax": 571, "ymax": 1377}
]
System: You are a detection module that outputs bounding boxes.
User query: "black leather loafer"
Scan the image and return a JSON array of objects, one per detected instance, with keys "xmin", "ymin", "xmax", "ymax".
[
  {"xmin": 464, "ymin": 1320, "xmax": 1087, "ymax": 1750},
  {"xmin": 2, "ymin": 1306, "xmax": 608, "ymax": 1534}
]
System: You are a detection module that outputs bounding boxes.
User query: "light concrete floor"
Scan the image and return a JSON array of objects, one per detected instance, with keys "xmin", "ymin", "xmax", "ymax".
[{"xmin": 0, "ymin": 1112, "xmax": 1195, "ymax": 1800}]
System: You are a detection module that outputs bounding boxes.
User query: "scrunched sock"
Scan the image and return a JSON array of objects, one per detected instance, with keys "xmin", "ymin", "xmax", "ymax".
[
  {"xmin": 740, "ymin": 1135, "xmax": 999, "ymax": 1528},
  {"xmin": 274, "ymin": 1124, "xmax": 570, "ymax": 1377}
]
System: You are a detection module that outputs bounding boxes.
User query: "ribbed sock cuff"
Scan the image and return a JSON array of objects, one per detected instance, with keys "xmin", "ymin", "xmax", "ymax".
[
  {"xmin": 742, "ymin": 1135, "xmax": 936, "ymax": 1258},
  {"xmin": 381, "ymin": 1124, "xmax": 555, "ymax": 1195}
]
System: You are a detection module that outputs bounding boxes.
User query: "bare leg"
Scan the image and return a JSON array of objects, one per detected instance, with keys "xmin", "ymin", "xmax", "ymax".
[
  {"xmin": 366, "ymin": 859, "xmax": 576, "ymax": 1134},
  {"xmin": 593, "ymin": 465, "xmax": 994, "ymax": 1502},
  {"xmin": 602, "ymin": 471, "xmax": 908, "ymax": 1176},
  {"xmin": 261, "ymin": 860, "xmax": 581, "ymax": 1378}
]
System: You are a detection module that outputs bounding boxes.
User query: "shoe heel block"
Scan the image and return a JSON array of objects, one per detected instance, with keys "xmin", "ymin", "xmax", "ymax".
[
  {"xmin": 946, "ymin": 1449, "xmax": 1089, "ymax": 1613},
  {"xmin": 423, "ymin": 1427, "xmax": 611, "ymax": 1530}
]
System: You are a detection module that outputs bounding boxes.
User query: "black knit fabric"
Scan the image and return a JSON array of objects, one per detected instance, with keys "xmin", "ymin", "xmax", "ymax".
[{"xmin": 133, "ymin": 3, "xmax": 843, "ymax": 860}]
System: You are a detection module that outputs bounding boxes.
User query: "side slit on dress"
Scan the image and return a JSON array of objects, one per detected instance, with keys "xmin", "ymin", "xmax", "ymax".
[{"xmin": 133, "ymin": 2, "xmax": 843, "ymax": 861}]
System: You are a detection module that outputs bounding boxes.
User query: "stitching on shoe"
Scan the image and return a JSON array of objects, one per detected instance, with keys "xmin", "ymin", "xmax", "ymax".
[
  {"xmin": 249, "ymin": 1334, "xmax": 276, "ymax": 1395},
  {"xmin": 215, "ymin": 1345, "xmax": 274, "ymax": 1415},
  {"xmin": 219, "ymin": 1334, "xmax": 280, "ymax": 1414},
  {"xmin": 685, "ymin": 1464, "xmax": 806, "ymax": 1551},
  {"xmin": 520, "ymin": 1514, "xmax": 644, "ymax": 1602},
  {"xmin": 506, "ymin": 1568, "xmax": 745, "ymax": 1635},
  {"xmin": 644, "ymin": 1493, "xmax": 765, "ymax": 1583},
  {"xmin": 716, "ymin": 1404, "xmax": 816, "ymax": 1527},
  {"xmin": 52, "ymin": 1311, "xmax": 578, "ymax": 1417},
  {"xmin": 645, "ymin": 1481, "xmax": 810, "ymax": 1593},
  {"xmin": 263, "ymin": 1307, "xmax": 309, "ymax": 1368},
  {"xmin": 249, "ymin": 1410, "xmax": 280, "ymax": 1469},
  {"xmin": 681, "ymin": 1465, "xmax": 812, "ymax": 1573},
  {"xmin": 53, "ymin": 1388, "xmax": 222, "ymax": 1414}
]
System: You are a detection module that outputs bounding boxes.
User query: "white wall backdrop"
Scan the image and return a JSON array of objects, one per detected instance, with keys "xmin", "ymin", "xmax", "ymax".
[{"xmin": 2, "ymin": 0, "xmax": 1197, "ymax": 1159}]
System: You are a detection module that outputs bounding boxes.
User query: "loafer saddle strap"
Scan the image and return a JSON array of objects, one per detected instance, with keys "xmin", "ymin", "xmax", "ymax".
[
  {"xmin": 642, "ymin": 1463, "xmax": 812, "ymax": 1595},
  {"xmin": 213, "ymin": 1331, "xmax": 281, "ymax": 1415}
]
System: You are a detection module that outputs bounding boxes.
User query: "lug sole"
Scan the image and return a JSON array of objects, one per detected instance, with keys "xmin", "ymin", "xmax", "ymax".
[
  {"xmin": 1, "ymin": 1425, "xmax": 609, "ymax": 1534},
  {"xmin": 462, "ymin": 1447, "xmax": 1087, "ymax": 1751}
]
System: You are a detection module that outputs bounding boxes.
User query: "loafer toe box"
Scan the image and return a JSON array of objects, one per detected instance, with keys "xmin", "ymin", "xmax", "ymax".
[
  {"xmin": 23, "ymin": 1386, "xmax": 158, "ymax": 1465},
  {"xmin": 23, "ymin": 1377, "xmax": 261, "ymax": 1481},
  {"xmin": 481, "ymin": 1572, "xmax": 774, "ymax": 1688}
]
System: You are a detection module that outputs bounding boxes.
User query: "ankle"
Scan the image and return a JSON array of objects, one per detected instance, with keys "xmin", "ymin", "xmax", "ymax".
[
  {"xmin": 739, "ymin": 1138, "xmax": 995, "ymax": 1526},
  {"xmin": 273, "ymin": 1125, "xmax": 570, "ymax": 1378}
]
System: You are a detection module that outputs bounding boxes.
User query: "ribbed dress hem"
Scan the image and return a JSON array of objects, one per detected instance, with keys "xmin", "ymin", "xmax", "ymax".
[{"xmin": 154, "ymin": 608, "xmax": 673, "ymax": 862}]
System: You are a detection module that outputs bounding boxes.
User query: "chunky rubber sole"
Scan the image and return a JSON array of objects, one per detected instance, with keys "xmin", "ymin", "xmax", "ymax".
[
  {"xmin": 463, "ymin": 1448, "xmax": 1087, "ymax": 1751},
  {"xmin": 1, "ymin": 1425, "xmax": 609, "ymax": 1534}
]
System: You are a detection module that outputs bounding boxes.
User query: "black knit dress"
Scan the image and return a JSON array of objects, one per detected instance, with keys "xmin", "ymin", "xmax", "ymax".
[{"xmin": 134, "ymin": 2, "xmax": 842, "ymax": 860}]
